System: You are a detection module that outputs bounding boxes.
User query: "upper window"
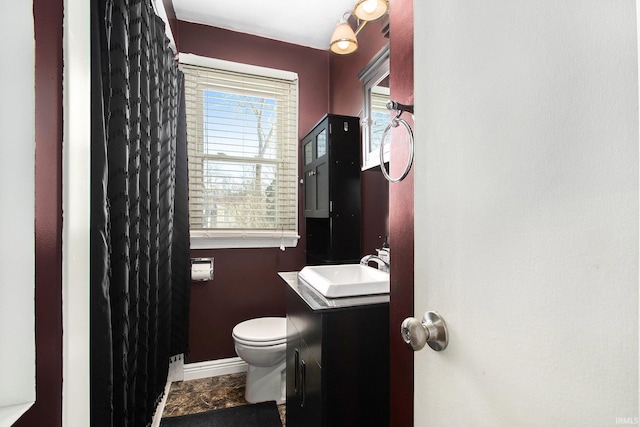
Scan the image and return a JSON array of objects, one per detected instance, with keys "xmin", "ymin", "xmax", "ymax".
[
  {"xmin": 359, "ymin": 45, "xmax": 390, "ymax": 170},
  {"xmin": 180, "ymin": 54, "xmax": 299, "ymax": 249}
]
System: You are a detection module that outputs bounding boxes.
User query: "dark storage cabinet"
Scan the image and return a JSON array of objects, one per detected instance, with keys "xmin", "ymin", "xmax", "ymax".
[
  {"xmin": 302, "ymin": 115, "xmax": 360, "ymax": 264},
  {"xmin": 285, "ymin": 284, "xmax": 390, "ymax": 427},
  {"xmin": 302, "ymin": 123, "xmax": 330, "ymax": 218}
]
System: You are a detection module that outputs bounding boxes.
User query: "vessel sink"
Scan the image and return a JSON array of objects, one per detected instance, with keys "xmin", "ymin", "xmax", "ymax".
[{"xmin": 298, "ymin": 264, "xmax": 390, "ymax": 298}]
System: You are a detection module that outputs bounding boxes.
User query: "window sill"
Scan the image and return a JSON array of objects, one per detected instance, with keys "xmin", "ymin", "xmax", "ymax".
[
  {"xmin": 190, "ymin": 231, "xmax": 300, "ymax": 250},
  {"xmin": 362, "ymin": 145, "xmax": 390, "ymax": 171}
]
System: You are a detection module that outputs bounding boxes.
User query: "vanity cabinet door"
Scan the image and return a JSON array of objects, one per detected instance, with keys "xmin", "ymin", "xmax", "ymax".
[
  {"xmin": 286, "ymin": 317, "xmax": 301, "ymax": 422},
  {"xmin": 286, "ymin": 335, "xmax": 322, "ymax": 427},
  {"xmin": 298, "ymin": 344, "xmax": 322, "ymax": 427},
  {"xmin": 286, "ymin": 288, "xmax": 323, "ymax": 427},
  {"xmin": 323, "ymin": 305, "xmax": 390, "ymax": 426}
]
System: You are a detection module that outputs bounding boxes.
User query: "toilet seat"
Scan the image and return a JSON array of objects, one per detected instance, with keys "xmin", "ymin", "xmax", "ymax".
[{"xmin": 232, "ymin": 317, "xmax": 286, "ymax": 347}]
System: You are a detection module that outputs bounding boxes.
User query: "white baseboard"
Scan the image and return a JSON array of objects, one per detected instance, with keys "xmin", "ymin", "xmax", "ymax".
[
  {"xmin": 168, "ymin": 356, "xmax": 185, "ymax": 383},
  {"xmin": 152, "ymin": 356, "xmax": 185, "ymax": 425},
  {"xmin": 183, "ymin": 357, "xmax": 248, "ymax": 381},
  {"xmin": 151, "ymin": 381, "xmax": 172, "ymax": 427}
]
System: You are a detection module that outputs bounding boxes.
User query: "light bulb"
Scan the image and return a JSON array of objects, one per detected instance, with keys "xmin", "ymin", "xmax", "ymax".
[
  {"xmin": 337, "ymin": 40, "xmax": 350, "ymax": 50},
  {"xmin": 363, "ymin": 0, "xmax": 378, "ymax": 13}
]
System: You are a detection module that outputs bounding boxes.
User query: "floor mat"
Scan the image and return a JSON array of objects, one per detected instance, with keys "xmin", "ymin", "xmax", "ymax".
[{"xmin": 160, "ymin": 401, "xmax": 282, "ymax": 427}]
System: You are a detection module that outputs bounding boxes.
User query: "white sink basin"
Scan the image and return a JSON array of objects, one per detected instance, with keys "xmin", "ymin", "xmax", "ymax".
[{"xmin": 298, "ymin": 264, "xmax": 390, "ymax": 298}]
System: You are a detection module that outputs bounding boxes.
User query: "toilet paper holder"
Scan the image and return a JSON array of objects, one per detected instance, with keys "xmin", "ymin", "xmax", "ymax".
[{"xmin": 191, "ymin": 258, "xmax": 214, "ymax": 282}]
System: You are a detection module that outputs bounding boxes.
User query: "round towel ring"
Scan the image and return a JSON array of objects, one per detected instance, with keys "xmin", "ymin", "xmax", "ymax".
[{"xmin": 379, "ymin": 117, "xmax": 414, "ymax": 183}]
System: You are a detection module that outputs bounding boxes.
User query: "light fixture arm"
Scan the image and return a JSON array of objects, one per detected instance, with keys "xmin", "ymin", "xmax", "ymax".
[
  {"xmin": 339, "ymin": 11, "xmax": 353, "ymax": 23},
  {"xmin": 355, "ymin": 19, "xmax": 368, "ymax": 36},
  {"xmin": 338, "ymin": 11, "xmax": 368, "ymax": 36}
]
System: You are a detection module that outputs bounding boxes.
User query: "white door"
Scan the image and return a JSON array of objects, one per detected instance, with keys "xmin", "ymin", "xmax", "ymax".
[{"xmin": 412, "ymin": 1, "xmax": 639, "ymax": 425}]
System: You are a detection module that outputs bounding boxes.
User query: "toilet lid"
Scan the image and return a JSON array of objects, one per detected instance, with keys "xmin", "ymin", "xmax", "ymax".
[{"xmin": 232, "ymin": 317, "xmax": 286, "ymax": 345}]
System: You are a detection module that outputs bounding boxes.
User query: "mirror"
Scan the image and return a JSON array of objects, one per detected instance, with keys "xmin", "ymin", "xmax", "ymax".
[{"xmin": 359, "ymin": 45, "xmax": 390, "ymax": 170}]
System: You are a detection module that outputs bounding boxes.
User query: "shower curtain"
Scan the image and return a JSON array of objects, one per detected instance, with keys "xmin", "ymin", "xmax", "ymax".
[{"xmin": 90, "ymin": 0, "xmax": 190, "ymax": 426}]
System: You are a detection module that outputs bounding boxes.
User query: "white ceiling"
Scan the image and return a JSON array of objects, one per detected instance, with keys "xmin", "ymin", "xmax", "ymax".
[{"xmin": 172, "ymin": 0, "xmax": 357, "ymax": 50}]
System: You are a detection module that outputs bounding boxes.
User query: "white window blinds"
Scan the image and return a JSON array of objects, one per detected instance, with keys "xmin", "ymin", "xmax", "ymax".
[{"xmin": 181, "ymin": 56, "xmax": 299, "ymax": 249}]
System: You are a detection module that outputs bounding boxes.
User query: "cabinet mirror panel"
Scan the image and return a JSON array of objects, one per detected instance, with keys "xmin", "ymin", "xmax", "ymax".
[
  {"xmin": 316, "ymin": 129, "xmax": 327, "ymax": 158},
  {"xmin": 304, "ymin": 141, "xmax": 313, "ymax": 165}
]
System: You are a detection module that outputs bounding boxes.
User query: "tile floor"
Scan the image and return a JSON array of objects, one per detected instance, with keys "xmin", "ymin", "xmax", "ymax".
[{"xmin": 161, "ymin": 372, "xmax": 286, "ymax": 426}]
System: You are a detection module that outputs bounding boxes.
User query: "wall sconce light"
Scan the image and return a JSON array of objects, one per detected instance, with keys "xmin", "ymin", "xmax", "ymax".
[
  {"xmin": 354, "ymin": 0, "xmax": 389, "ymax": 21},
  {"xmin": 330, "ymin": 0, "xmax": 389, "ymax": 55},
  {"xmin": 330, "ymin": 13, "xmax": 358, "ymax": 54}
]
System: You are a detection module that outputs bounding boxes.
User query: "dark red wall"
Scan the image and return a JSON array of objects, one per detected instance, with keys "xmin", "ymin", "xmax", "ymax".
[
  {"xmin": 329, "ymin": 19, "xmax": 390, "ymax": 256},
  {"xmin": 177, "ymin": 21, "xmax": 392, "ymax": 363},
  {"xmin": 13, "ymin": 4, "xmax": 407, "ymax": 425},
  {"xmin": 329, "ymin": 20, "xmax": 387, "ymax": 114},
  {"xmin": 177, "ymin": 22, "xmax": 328, "ymax": 362},
  {"xmin": 388, "ymin": 0, "xmax": 415, "ymax": 425},
  {"xmin": 15, "ymin": 0, "xmax": 64, "ymax": 426}
]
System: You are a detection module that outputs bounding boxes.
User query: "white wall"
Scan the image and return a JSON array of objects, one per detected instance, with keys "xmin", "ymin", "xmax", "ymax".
[
  {"xmin": 0, "ymin": 0, "xmax": 36, "ymax": 425},
  {"xmin": 414, "ymin": 0, "xmax": 638, "ymax": 424},
  {"xmin": 63, "ymin": 0, "xmax": 91, "ymax": 425}
]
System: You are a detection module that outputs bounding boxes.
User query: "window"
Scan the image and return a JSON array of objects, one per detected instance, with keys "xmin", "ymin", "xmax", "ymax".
[
  {"xmin": 359, "ymin": 45, "xmax": 390, "ymax": 170},
  {"xmin": 181, "ymin": 54, "xmax": 299, "ymax": 249},
  {"xmin": 370, "ymin": 84, "xmax": 391, "ymax": 153}
]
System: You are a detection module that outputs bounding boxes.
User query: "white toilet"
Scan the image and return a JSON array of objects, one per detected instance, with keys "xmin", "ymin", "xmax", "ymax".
[{"xmin": 232, "ymin": 317, "xmax": 287, "ymax": 404}]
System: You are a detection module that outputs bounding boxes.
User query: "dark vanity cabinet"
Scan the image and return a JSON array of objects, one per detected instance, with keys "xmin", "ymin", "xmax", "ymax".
[
  {"xmin": 302, "ymin": 114, "xmax": 361, "ymax": 264},
  {"xmin": 284, "ymin": 278, "xmax": 390, "ymax": 427}
]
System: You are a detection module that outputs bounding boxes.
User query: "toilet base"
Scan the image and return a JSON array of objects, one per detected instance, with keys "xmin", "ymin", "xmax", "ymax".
[{"xmin": 245, "ymin": 360, "xmax": 286, "ymax": 405}]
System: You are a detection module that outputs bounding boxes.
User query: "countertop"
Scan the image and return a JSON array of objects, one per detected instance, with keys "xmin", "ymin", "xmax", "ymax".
[{"xmin": 278, "ymin": 271, "xmax": 390, "ymax": 311}]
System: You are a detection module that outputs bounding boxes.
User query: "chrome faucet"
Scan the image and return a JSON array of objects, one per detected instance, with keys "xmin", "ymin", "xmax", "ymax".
[{"xmin": 360, "ymin": 254, "xmax": 390, "ymax": 273}]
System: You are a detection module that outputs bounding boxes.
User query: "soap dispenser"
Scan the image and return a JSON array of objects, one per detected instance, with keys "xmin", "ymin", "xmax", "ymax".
[{"xmin": 377, "ymin": 236, "xmax": 390, "ymax": 264}]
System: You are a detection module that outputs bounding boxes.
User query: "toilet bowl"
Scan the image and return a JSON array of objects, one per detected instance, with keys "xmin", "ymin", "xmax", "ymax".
[{"xmin": 232, "ymin": 317, "xmax": 287, "ymax": 404}]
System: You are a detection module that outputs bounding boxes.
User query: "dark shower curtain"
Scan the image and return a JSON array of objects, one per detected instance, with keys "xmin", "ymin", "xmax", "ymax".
[{"xmin": 90, "ymin": 0, "xmax": 191, "ymax": 426}]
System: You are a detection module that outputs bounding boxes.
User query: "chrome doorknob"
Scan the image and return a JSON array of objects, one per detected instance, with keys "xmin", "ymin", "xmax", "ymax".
[{"xmin": 401, "ymin": 311, "xmax": 448, "ymax": 352}]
